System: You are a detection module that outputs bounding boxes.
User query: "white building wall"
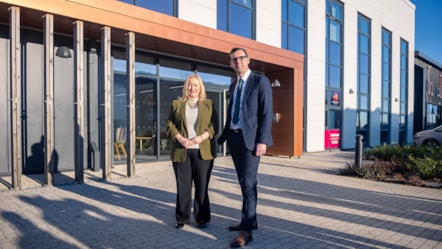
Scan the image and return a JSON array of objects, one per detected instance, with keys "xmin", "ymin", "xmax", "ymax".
[
  {"xmin": 305, "ymin": 0, "xmax": 326, "ymax": 152},
  {"xmin": 178, "ymin": 0, "xmax": 415, "ymax": 151},
  {"xmin": 341, "ymin": 4, "xmax": 358, "ymax": 149},
  {"xmin": 306, "ymin": 0, "xmax": 414, "ymax": 151},
  {"xmin": 256, "ymin": 0, "xmax": 281, "ymax": 47},
  {"xmin": 178, "ymin": 0, "xmax": 217, "ymax": 29}
]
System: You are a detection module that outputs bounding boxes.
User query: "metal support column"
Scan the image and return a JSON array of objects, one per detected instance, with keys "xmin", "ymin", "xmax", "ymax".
[
  {"xmin": 126, "ymin": 32, "xmax": 136, "ymax": 177},
  {"xmin": 101, "ymin": 26, "xmax": 112, "ymax": 180},
  {"xmin": 74, "ymin": 20, "xmax": 85, "ymax": 183},
  {"xmin": 10, "ymin": 6, "xmax": 22, "ymax": 190},
  {"xmin": 43, "ymin": 14, "xmax": 54, "ymax": 186}
]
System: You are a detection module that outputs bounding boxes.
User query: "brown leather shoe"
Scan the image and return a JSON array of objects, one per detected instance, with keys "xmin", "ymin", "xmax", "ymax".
[
  {"xmin": 230, "ymin": 230, "xmax": 253, "ymax": 248},
  {"xmin": 228, "ymin": 222, "xmax": 258, "ymax": 231}
]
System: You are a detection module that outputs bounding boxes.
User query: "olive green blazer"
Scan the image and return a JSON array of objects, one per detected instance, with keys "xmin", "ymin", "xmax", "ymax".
[{"xmin": 166, "ymin": 99, "xmax": 218, "ymax": 163}]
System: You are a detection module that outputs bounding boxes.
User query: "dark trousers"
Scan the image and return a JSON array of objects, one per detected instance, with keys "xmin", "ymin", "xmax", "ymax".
[
  {"xmin": 173, "ymin": 149, "xmax": 213, "ymax": 224},
  {"xmin": 227, "ymin": 130, "xmax": 260, "ymax": 233}
]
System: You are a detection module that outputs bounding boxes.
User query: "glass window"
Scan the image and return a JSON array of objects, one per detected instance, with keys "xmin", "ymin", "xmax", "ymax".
[
  {"xmin": 289, "ymin": 1, "xmax": 304, "ymax": 27},
  {"xmin": 359, "ymin": 53, "xmax": 369, "ymax": 74},
  {"xmin": 329, "ymin": 41, "xmax": 341, "ymax": 66},
  {"xmin": 120, "ymin": 0, "xmax": 177, "ymax": 16},
  {"xmin": 359, "ymin": 95, "xmax": 368, "ymax": 110},
  {"xmin": 359, "ymin": 17, "xmax": 369, "ymax": 35},
  {"xmin": 329, "ymin": 20, "xmax": 341, "ymax": 43},
  {"xmin": 359, "ymin": 36, "xmax": 369, "ymax": 54},
  {"xmin": 329, "ymin": 109, "xmax": 341, "ymax": 129},
  {"xmin": 217, "ymin": 0, "xmax": 255, "ymax": 39},
  {"xmin": 357, "ymin": 111, "xmax": 368, "ymax": 129},
  {"xmin": 330, "ymin": 1, "xmax": 343, "ymax": 20},
  {"xmin": 231, "ymin": 0, "xmax": 252, "ymax": 7},
  {"xmin": 288, "ymin": 26, "xmax": 304, "ymax": 54},
  {"xmin": 382, "ymin": 80, "xmax": 389, "ymax": 97},
  {"xmin": 329, "ymin": 65, "xmax": 341, "ymax": 88},
  {"xmin": 282, "ymin": 0, "xmax": 305, "ymax": 54},
  {"xmin": 359, "ymin": 74, "xmax": 368, "ymax": 94},
  {"xmin": 325, "ymin": 0, "xmax": 343, "ymax": 149},
  {"xmin": 229, "ymin": 3, "xmax": 253, "ymax": 38}
]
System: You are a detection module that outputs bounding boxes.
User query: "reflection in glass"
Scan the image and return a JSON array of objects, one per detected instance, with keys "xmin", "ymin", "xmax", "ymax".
[
  {"xmin": 329, "ymin": 110, "xmax": 341, "ymax": 129},
  {"xmin": 359, "ymin": 74, "xmax": 368, "ymax": 94},
  {"xmin": 136, "ymin": 0, "xmax": 175, "ymax": 16},
  {"xmin": 329, "ymin": 20, "xmax": 340, "ymax": 43},
  {"xmin": 289, "ymin": 26, "xmax": 304, "ymax": 54},
  {"xmin": 329, "ymin": 41, "xmax": 341, "ymax": 66},
  {"xmin": 230, "ymin": 3, "xmax": 253, "ymax": 38},
  {"xmin": 329, "ymin": 65, "xmax": 341, "ymax": 88},
  {"xmin": 289, "ymin": 1, "xmax": 304, "ymax": 27}
]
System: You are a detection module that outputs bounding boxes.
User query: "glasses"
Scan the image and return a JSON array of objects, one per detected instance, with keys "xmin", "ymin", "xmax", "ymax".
[{"xmin": 230, "ymin": 55, "xmax": 248, "ymax": 62}]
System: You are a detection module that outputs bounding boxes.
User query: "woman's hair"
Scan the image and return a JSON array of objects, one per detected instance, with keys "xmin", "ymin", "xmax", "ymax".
[{"xmin": 180, "ymin": 74, "xmax": 207, "ymax": 102}]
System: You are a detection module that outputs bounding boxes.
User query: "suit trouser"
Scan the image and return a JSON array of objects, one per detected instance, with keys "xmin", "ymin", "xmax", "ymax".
[
  {"xmin": 227, "ymin": 130, "xmax": 260, "ymax": 233},
  {"xmin": 173, "ymin": 149, "xmax": 213, "ymax": 224}
]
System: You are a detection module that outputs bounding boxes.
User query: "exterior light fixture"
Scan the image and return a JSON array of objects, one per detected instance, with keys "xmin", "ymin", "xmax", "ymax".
[
  {"xmin": 56, "ymin": 45, "xmax": 72, "ymax": 58},
  {"xmin": 272, "ymin": 79, "xmax": 281, "ymax": 87},
  {"xmin": 349, "ymin": 88, "xmax": 354, "ymax": 94}
]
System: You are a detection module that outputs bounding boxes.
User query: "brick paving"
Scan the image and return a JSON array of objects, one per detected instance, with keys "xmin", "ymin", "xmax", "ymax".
[{"xmin": 0, "ymin": 151, "xmax": 441, "ymax": 249}]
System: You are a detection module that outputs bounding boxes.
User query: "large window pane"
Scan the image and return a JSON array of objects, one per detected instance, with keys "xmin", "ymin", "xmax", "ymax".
[
  {"xmin": 359, "ymin": 54, "xmax": 369, "ymax": 74},
  {"xmin": 359, "ymin": 36, "xmax": 369, "ymax": 54},
  {"xmin": 136, "ymin": 0, "xmax": 175, "ymax": 16},
  {"xmin": 217, "ymin": 0, "xmax": 228, "ymax": 30},
  {"xmin": 331, "ymin": 1, "xmax": 343, "ymax": 20},
  {"xmin": 289, "ymin": 1, "xmax": 304, "ymax": 27},
  {"xmin": 230, "ymin": 3, "xmax": 253, "ymax": 38},
  {"xmin": 357, "ymin": 111, "xmax": 368, "ymax": 129},
  {"xmin": 359, "ymin": 74, "xmax": 368, "ymax": 93},
  {"xmin": 282, "ymin": 23, "xmax": 288, "ymax": 49},
  {"xmin": 329, "ymin": 110, "xmax": 341, "ymax": 129},
  {"xmin": 329, "ymin": 65, "xmax": 341, "ymax": 88},
  {"xmin": 359, "ymin": 17, "xmax": 369, "ymax": 35},
  {"xmin": 329, "ymin": 20, "xmax": 341, "ymax": 43},
  {"xmin": 231, "ymin": 0, "xmax": 252, "ymax": 7},
  {"xmin": 329, "ymin": 41, "xmax": 341, "ymax": 66},
  {"xmin": 288, "ymin": 26, "xmax": 304, "ymax": 54},
  {"xmin": 359, "ymin": 95, "xmax": 368, "ymax": 110}
]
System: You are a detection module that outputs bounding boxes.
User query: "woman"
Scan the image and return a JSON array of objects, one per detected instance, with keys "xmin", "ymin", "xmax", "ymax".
[{"xmin": 166, "ymin": 74, "xmax": 218, "ymax": 229}]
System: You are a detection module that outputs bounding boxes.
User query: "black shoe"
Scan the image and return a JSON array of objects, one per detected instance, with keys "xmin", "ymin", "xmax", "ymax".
[
  {"xmin": 228, "ymin": 222, "xmax": 258, "ymax": 231},
  {"xmin": 175, "ymin": 223, "xmax": 185, "ymax": 229},
  {"xmin": 230, "ymin": 230, "xmax": 253, "ymax": 248},
  {"xmin": 197, "ymin": 221, "xmax": 209, "ymax": 229}
]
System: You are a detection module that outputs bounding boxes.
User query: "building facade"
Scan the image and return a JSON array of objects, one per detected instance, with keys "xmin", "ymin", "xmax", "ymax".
[
  {"xmin": 0, "ymin": 0, "xmax": 415, "ymax": 188},
  {"xmin": 414, "ymin": 51, "xmax": 442, "ymax": 133}
]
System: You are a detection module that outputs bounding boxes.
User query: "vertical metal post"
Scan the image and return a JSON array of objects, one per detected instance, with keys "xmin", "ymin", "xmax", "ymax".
[
  {"xmin": 101, "ymin": 26, "xmax": 112, "ymax": 180},
  {"xmin": 355, "ymin": 135, "xmax": 363, "ymax": 167},
  {"xmin": 126, "ymin": 32, "xmax": 136, "ymax": 177},
  {"xmin": 43, "ymin": 14, "xmax": 54, "ymax": 186},
  {"xmin": 10, "ymin": 6, "xmax": 22, "ymax": 190},
  {"xmin": 74, "ymin": 20, "xmax": 84, "ymax": 183}
]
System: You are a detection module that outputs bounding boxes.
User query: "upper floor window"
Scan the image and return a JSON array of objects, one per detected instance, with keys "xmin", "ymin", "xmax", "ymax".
[
  {"xmin": 282, "ymin": 0, "xmax": 306, "ymax": 54},
  {"xmin": 120, "ymin": 0, "xmax": 177, "ymax": 16},
  {"xmin": 217, "ymin": 0, "xmax": 255, "ymax": 39}
]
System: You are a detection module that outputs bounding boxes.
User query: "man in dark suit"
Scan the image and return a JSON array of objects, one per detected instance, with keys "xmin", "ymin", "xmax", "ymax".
[{"xmin": 218, "ymin": 47, "xmax": 273, "ymax": 248}]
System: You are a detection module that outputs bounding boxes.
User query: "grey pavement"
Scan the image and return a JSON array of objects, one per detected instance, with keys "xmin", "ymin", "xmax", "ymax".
[{"xmin": 0, "ymin": 151, "xmax": 441, "ymax": 249}]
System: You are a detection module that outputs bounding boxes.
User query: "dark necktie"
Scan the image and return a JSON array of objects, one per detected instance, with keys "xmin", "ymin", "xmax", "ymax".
[{"xmin": 232, "ymin": 79, "xmax": 243, "ymax": 124}]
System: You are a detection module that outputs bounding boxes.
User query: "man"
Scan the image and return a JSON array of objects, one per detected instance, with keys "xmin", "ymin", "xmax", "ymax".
[{"xmin": 217, "ymin": 47, "xmax": 273, "ymax": 248}]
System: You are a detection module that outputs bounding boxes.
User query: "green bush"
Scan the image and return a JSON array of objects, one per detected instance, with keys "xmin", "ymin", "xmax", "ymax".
[
  {"xmin": 357, "ymin": 144, "xmax": 442, "ymax": 180},
  {"xmin": 407, "ymin": 155, "xmax": 442, "ymax": 178}
]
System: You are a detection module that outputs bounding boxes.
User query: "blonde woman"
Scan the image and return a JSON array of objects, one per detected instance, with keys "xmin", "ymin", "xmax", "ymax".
[{"xmin": 166, "ymin": 74, "xmax": 218, "ymax": 229}]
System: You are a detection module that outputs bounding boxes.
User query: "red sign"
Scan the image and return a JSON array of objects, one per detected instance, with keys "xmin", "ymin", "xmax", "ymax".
[{"xmin": 325, "ymin": 129, "xmax": 340, "ymax": 149}]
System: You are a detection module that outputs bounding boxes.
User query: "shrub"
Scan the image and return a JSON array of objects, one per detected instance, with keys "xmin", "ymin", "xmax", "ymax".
[{"xmin": 342, "ymin": 144, "xmax": 442, "ymax": 186}]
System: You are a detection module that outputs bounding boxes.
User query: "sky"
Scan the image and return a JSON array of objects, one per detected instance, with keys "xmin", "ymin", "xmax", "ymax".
[{"xmin": 411, "ymin": 0, "xmax": 442, "ymax": 65}]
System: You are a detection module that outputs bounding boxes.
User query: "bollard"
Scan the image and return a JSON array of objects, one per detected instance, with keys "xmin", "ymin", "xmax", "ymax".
[{"xmin": 355, "ymin": 135, "xmax": 363, "ymax": 167}]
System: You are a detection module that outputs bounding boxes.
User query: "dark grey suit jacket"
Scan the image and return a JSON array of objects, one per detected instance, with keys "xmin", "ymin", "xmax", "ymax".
[{"xmin": 218, "ymin": 71, "xmax": 273, "ymax": 150}]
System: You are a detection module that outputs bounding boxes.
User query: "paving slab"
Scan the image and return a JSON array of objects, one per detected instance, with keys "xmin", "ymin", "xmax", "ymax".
[{"xmin": 0, "ymin": 151, "xmax": 441, "ymax": 249}]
